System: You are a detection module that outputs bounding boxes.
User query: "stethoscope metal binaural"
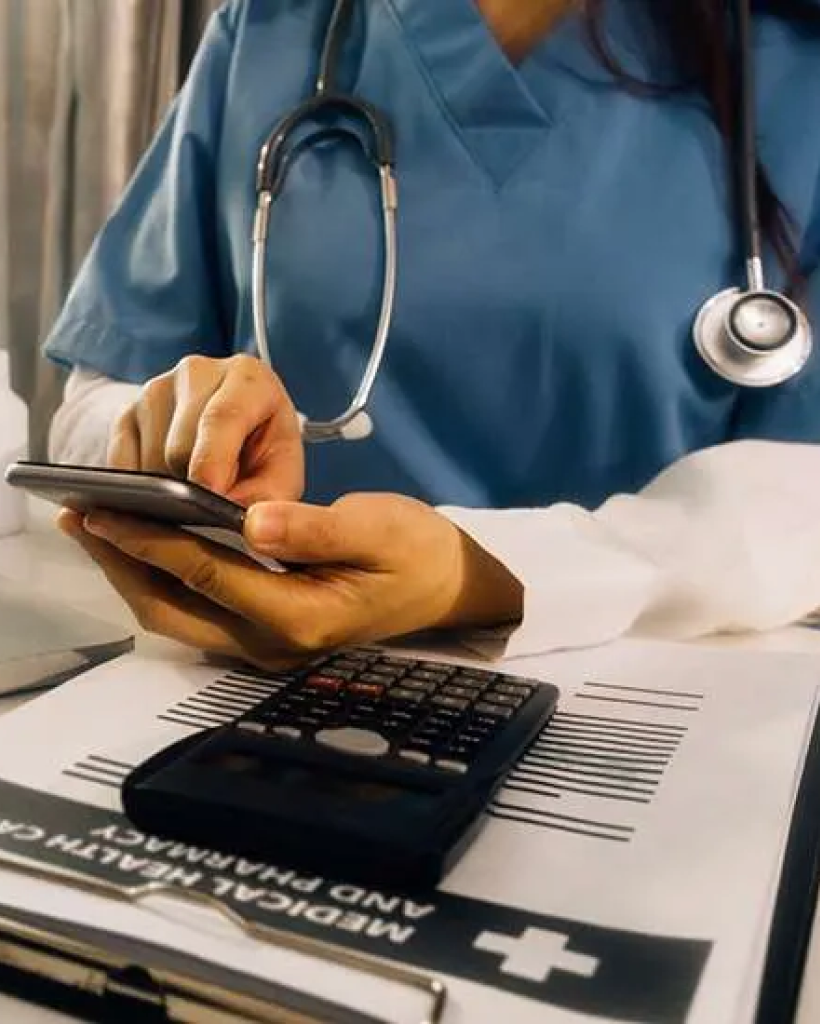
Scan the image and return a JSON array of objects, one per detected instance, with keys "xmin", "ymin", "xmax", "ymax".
[{"xmin": 251, "ymin": 0, "xmax": 813, "ymax": 444}]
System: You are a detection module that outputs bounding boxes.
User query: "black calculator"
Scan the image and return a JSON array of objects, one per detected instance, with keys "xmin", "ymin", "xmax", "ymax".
[{"xmin": 122, "ymin": 649, "xmax": 559, "ymax": 889}]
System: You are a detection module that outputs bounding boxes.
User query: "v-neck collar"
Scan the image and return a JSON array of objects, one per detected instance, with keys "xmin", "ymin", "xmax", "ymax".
[
  {"xmin": 384, "ymin": 0, "xmax": 556, "ymax": 184},
  {"xmin": 382, "ymin": 0, "xmax": 659, "ymax": 184}
]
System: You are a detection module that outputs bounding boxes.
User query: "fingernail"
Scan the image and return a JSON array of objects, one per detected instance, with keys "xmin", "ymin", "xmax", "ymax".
[
  {"xmin": 189, "ymin": 460, "xmax": 229, "ymax": 496},
  {"xmin": 245, "ymin": 504, "xmax": 285, "ymax": 550},
  {"xmin": 83, "ymin": 512, "xmax": 112, "ymax": 538},
  {"xmin": 56, "ymin": 508, "xmax": 83, "ymax": 537}
]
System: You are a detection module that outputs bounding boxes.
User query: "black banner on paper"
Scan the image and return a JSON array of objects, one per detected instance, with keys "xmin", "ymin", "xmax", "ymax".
[{"xmin": 0, "ymin": 779, "xmax": 710, "ymax": 1023}]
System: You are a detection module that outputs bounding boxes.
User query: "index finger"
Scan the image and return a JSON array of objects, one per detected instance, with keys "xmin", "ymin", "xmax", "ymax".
[
  {"xmin": 187, "ymin": 359, "xmax": 300, "ymax": 495},
  {"xmin": 106, "ymin": 405, "xmax": 141, "ymax": 469}
]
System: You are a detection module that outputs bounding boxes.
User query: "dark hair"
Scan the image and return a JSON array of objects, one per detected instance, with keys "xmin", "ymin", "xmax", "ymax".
[{"xmin": 584, "ymin": 0, "xmax": 820, "ymax": 288}]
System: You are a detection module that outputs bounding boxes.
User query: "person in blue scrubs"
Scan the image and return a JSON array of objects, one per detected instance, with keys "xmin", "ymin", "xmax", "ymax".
[{"xmin": 46, "ymin": 0, "xmax": 820, "ymax": 666}]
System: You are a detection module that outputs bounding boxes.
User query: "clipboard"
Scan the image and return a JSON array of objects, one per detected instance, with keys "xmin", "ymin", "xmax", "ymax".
[
  {"xmin": 0, "ymin": 907, "xmax": 381, "ymax": 1023},
  {"xmin": 4, "ymin": 717, "xmax": 820, "ymax": 1024},
  {"xmin": 2, "ymin": 639, "xmax": 820, "ymax": 1023},
  {"xmin": 0, "ymin": 852, "xmax": 447, "ymax": 1024}
]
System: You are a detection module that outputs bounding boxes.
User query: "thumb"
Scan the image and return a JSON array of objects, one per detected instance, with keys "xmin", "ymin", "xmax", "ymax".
[{"xmin": 244, "ymin": 498, "xmax": 381, "ymax": 567}]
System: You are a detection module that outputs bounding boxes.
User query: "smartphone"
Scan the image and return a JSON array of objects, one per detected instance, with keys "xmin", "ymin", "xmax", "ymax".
[
  {"xmin": 4, "ymin": 461, "xmax": 247, "ymax": 530},
  {"xmin": 5, "ymin": 461, "xmax": 288, "ymax": 572}
]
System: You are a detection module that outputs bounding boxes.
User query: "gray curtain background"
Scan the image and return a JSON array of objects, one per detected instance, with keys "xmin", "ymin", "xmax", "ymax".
[{"xmin": 0, "ymin": 0, "xmax": 221, "ymax": 458}]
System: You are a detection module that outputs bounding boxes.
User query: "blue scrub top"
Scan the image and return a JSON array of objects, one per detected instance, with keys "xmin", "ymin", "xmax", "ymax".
[{"xmin": 44, "ymin": 0, "xmax": 820, "ymax": 509}]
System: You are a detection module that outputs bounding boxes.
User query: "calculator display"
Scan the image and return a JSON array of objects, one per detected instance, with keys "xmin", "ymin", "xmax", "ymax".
[{"xmin": 198, "ymin": 751, "xmax": 434, "ymax": 805}]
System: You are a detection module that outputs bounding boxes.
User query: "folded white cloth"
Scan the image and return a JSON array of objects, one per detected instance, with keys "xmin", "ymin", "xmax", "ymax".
[{"xmin": 443, "ymin": 441, "xmax": 820, "ymax": 658}]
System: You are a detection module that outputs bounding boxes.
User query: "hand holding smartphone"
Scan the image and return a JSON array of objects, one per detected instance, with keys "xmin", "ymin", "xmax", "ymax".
[{"xmin": 3, "ymin": 462, "xmax": 286, "ymax": 571}]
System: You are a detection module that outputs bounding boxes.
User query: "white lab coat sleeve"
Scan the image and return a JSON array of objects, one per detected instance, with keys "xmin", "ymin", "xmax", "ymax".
[
  {"xmin": 439, "ymin": 440, "xmax": 820, "ymax": 660},
  {"xmin": 48, "ymin": 368, "xmax": 141, "ymax": 466}
]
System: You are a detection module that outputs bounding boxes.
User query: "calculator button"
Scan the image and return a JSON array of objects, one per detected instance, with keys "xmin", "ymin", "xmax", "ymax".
[
  {"xmin": 390, "ymin": 707, "xmax": 419, "ymax": 719},
  {"xmin": 461, "ymin": 728, "xmax": 493, "ymax": 743},
  {"xmin": 377, "ymin": 722, "xmax": 406, "ymax": 740},
  {"xmin": 431, "ymin": 695, "xmax": 471, "ymax": 712},
  {"xmin": 265, "ymin": 671, "xmax": 300, "ymax": 683},
  {"xmin": 398, "ymin": 749, "xmax": 431, "ymax": 765},
  {"xmin": 444, "ymin": 745, "xmax": 475, "ymax": 762},
  {"xmin": 237, "ymin": 721, "xmax": 267, "ymax": 735},
  {"xmin": 491, "ymin": 683, "xmax": 534, "ymax": 698},
  {"xmin": 329, "ymin": 659, "xmax": 367, "ymax": 672},
  {"xmin": 367, "ymin": 663, "xmax": 406, "ymax": 679},
  {"xmin": 387, "ymin": 717, "xmax": 423, "ymax": 734},
  {"xmin": 305, "ymin": 675, "xmax": 345, "ymax": 693},
  {"xmin": 354, "ymin": 672, "xmax": 390, "ymax": 686},
  {"xmin": 418, "ymin": 715, "xmax": 455, "ymax": 731},
  {"xmin": 470, "ymin": 721, "xmax": 504, "ymax": 737},
  {"xmin": 381, "ymin": 723, "xmax": 416, "ymax": 740},
  {"xmin": 474, "ymin": 702, "xmax": 514, "ymax": 718},
  {"xmin": 346, "ymin": 713, "xmax": 380, "ymax": 730},
  {"xmin": 347, "ymin": 682, "xmax": 385, "ymax": 698},
  {"xmin": 428, "ymin": 709, "xmax": 464, "ymax": 725},
  {"xmin": 382, "ymin": 657, "xmax": 416, "ymax": 670},
  {"xmin": 316, "ymin": 667, "xmax": 356, "ymax": 681},
  {"xmin": 350, "ymin": 697, "xmax": 381, "ymax": 712},
  {"xmin": 450, "ymin": 674, "xmax": 487, "ymax": 687},
  {"xmin": 271, "ymin": 725, "xmax": 302, "ymax": 740},
  {"xmin": 435, "ymin": 759, "xmax": 470, "ymax": 774},
  {"xmin": 402, "ymin": 736, "xmax": 437, "ymax": 754},
  {"xmin": 271, "ymin": 694, "xmax": 304, "ymax": 707},
  {"xmin": 412, "ymin": 727, "xmax": 450, "ymax": 744},
  {"xmin": 400, "ymin": 679, "xmax": 437, "ymax": 694},
  {"xmin": 296, "ymin": 714, "xmax": 328, "ymax": 728},
  {"xmin": 284, "ymin": 692, "xmax": 310, "ymax": 703},
  {"xmin": 409, "ymin": 669, "xmax": 451, "ymax": 683},
  {"xmin": 389, "ymin": 687, "xmax": 426, "ymax": 704},
  {"xmin": 482, "ymin": 692, "xmax": 524, "ymax": 707},
  {"xmin": 442, "ymin": 685, "xmax": 478, "ymax": 700},
  {"xmin": 425, "ymin": 712, "xmax": 458, "ymax": 727},
  {"xmin": 316, "ymin": 698, "xmax": 344, "ymax": 712},
  {"xmin": 344, "ymin": 650, "xmax": 379, "ymax": 664},
  {"xmin": 315, "ymin": 728, "xmax": 390, "ymax": 758}
]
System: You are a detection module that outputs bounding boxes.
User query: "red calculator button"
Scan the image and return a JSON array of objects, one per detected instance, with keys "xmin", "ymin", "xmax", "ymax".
[{"xmin": 305, "ymin": 675, "xmax": 345, "ymax": 692}]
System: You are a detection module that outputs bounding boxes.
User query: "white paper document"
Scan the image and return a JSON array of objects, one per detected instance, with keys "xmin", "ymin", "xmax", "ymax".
[{"xmin": 0, "ymin": 639, "xmax": 817, "ymax": 1024}]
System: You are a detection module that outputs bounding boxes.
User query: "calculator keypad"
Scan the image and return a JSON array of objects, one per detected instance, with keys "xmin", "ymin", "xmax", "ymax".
[{"xmin": 237, "ymin": 649, "xmax": 538, "ymax": 773}]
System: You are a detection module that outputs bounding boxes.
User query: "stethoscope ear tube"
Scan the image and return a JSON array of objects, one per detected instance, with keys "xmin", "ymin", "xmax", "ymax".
[{"xmin": 256, "ymin": 95, "xmax": 395, "ymax": 196}]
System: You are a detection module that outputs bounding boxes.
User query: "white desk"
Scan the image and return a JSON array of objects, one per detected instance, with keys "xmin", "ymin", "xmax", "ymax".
[{"xmin": 2, "ymin": 502, "xmax": 820, "ymax": 1023}]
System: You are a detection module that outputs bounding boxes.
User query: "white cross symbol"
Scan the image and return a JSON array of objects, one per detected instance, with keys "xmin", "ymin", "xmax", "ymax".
[{"xmin": 474, "ymin": 927, "xmax": 600, "ymax": 983}]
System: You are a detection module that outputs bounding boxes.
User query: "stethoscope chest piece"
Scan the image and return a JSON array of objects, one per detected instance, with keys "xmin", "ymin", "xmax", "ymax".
[{"xmin": 693, "ymin": 287, "xmax": 813, "ymax": 387}]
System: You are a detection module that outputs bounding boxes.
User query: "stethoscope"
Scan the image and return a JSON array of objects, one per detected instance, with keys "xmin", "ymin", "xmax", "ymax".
[{"xmin": 251, "ymin": 0, "xmax": 813, "ymax": 444}]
